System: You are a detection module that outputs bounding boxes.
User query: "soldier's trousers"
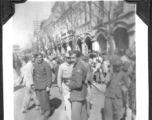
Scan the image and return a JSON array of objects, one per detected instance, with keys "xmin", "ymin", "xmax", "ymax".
[
  {"xmin": 104, "ymin": 96, "xmax": 123, "ymax": 120},
  {"xmin": 71, "ymin": 99, "xmax": 88, "ymax": 120},
  {"xmin": 22, "ymin": 86, "xmax": 40, "ymax": 109},
  {"xmin": 36, "ymin": 89, "xmax": 50, "ymax": 114},
  {"xmin": 62, "ymin": 83, "xmax": 71, "ymax": 120}
]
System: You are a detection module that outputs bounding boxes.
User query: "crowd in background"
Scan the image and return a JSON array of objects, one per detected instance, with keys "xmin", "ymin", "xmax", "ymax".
[{"xmin": 13, "ymin": 47, "xmax": 136, "ymax": 120}]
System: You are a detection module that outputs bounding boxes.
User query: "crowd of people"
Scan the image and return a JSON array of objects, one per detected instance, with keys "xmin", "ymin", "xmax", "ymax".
[{"xmin": 13, "ymin": 47, "xmax": 136, "ymax": 120}]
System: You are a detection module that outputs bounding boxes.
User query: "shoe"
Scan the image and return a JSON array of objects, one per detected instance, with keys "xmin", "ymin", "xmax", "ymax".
[{"xmin": 21, "ymin": 107, "xmax": 27, "ymax": 113}]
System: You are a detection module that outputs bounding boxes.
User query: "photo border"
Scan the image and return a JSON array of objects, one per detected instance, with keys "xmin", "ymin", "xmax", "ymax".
[{"xmin": 0, "ymin": 0, "xmax": 151, "ymax": 120}]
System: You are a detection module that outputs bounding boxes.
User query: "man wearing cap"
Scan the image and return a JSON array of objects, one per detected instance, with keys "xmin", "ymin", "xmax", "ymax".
[
  {"xmin": 57, "ymin": 52, "xmax": 73, "ymax": 120},
  {"xmin": 33, "ymin": 53, "xmax": 52, "ymax": 120},
  {"xmin": 65, "ymin": 50, "xmax": 88, "ymax": 120},
  {"xmin": 104, "ymin": 55, "xmax": 130, "ymax": 120},
  {"xmin": 21, "ymin": 54, "xmax": 40, "ymax": 113},
  {"xmin": 121, "ymin": 61, "xmax": 135, "ymax": 117}
]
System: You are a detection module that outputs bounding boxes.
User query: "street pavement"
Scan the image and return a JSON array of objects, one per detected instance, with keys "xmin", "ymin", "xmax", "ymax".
[{"xmin": 14, "ymin": 83, "xmax": 106, "ymax": 120}]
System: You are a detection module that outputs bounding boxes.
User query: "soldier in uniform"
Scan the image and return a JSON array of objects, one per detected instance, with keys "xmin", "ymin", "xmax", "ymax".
[
  {"xmin": 80, "ymin": 55, "xmax": 93, "ymax": 117},
  {"xmin": 104, "ymin": 55, "xmax": 130, "ymax": 120},
  {"xmin": 65, "ymin": 51, "xmax": 88, "ymax": 120},
  {"xmin": 33, "ymin": 53, "xmax": 52, "ymax": 120},
  {"xmin": 57, "ymin": 53, "xmax": 73, "ymax": 120}
]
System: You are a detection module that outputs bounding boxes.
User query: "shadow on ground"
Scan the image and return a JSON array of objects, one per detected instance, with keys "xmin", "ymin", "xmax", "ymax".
[
  {"xmin": 49, "ymin": 97, "xmax": 62, "ymax": 116},
  {"xmin": 26, "ymin": 97, "xmax": 62, "ymax": 113}
]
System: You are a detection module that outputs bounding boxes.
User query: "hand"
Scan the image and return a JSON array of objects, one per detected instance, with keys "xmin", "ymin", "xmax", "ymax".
[
  {"xmin": 59, "ymin": 87, "xmax": 62, "ymax": 94},
  {"xmin": 85, "ymin": 79, "xmax": 88, "ymax": 84},
  {"xmin": 46, "ymin": 87, "xmax": 50, "ymax": 92},
  {"xmin": 31, "ymin": 85, "xmax": 35, "ymax": 90},
  {"xmin": 65, "ymin": 80, "xmax": 71, "ymax": 86}
]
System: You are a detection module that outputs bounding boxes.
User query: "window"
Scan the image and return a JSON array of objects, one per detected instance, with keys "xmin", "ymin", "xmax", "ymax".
[
  {"xmin": 84, "ymin": 4, "xmax": 87, "ymax": 22},
  {"xmin": 86, "ymin": 3, "xmax": 89, "ymax": 22},
  {"xmin": 88, "ymin": 2, "xmax": 92, "ymax": 21},
  {"xmin": 79, "ymin": 8, "xmax": 81, "ymax": 26},
  {"xmin": 98, "ymin": 1, "xmax": 104, "ymax": 20}
]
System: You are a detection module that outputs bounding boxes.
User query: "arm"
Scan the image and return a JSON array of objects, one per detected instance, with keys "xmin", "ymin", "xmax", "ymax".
[
  {"xmin": 105, "ymin": 71, "xmax": 113, "ymax": 84},
  {"xmin": 33, "ymin": 67, "xmax": 35, "ymax": 82},
  {"xmin": 85, "ymin": 64, "xmax": 92, "ymax": 83},
  {"xmin": 99, "ymin": 68, "xmax": 105, "ymax": 82},
  {"xmin": 27, "ymin": 63, "xmax": 34, "ymax": 86},
  {"xmin": 57, "ymin": 65, "xmax": 63, "ymax": 88},
  {"xmin": 54, "ymin": 65, "xmax": 59, "ymax": 83},
  {"xmin": 68, "ymin": 68, "xmax": 83, "ymax": 90},
  {"xmin": 123, "ymin": 73, "xmax": 130, "ymax": 88},
  {"xmin": 46, "ymin": 63, "xmax": 52, "ymax": 88}
]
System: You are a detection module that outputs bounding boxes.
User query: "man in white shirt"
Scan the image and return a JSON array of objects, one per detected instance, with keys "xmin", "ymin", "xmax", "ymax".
[
  {"xmin": 22, "ymin": 54, "xmax": 40, "ymax": 113},
  {"xmin": 57, "ymin": 53, "xmax": 73, "ymax": 120}
]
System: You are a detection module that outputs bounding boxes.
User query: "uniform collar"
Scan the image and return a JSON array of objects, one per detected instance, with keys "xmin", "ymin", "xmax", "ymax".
[
  {"xmin": 29, "ymin": 60, "xmax": 34, "ymax": 64},
  {"xmin": 36, "ymin": 60, "xmax": 44, "ymax": 65},
  {"xmin": 73, "ymin": 59, "xmax": 79, "ymax": 68}
]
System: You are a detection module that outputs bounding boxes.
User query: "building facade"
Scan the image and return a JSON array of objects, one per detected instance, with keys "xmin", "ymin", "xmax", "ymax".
[
  {"xmin": 13, "ymin": 44, "xmax": 20, "ymax": 53},
  {"xmin": 41, "ymin": 1, "xmax": 135, "ymax": 55}
]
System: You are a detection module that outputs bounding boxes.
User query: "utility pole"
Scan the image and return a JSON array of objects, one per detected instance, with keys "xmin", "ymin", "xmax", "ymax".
[{"xmin": 33, "ymin": 15, "xmax": 41, "ymax": 52}]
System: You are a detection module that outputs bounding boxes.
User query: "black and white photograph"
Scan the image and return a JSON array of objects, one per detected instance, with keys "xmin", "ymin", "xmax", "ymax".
[{"xmin": 12, "ymin": 1, "xmax": 137, "ymax": 120}]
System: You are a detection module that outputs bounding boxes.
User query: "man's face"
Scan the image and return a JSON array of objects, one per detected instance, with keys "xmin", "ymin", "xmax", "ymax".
[
  {"xmin": 65, "ymin": 57, "xmax": 71, "ymax": 64},
  {"xmin": 122, "ymin": 65, "xmax": 129, "ymax": 72},
  {"xmin": 84, "ymin": 59, "xmax": 88, "ymax": 63},
  {"xmin": 70, "ymin": 54, "xmax": 77, "ymax": 64},
  {"xmin": 37, "ymin": 55, "xmax": 43, "ymax": 64},
  {"xmin": 88, "ymin": 59, "xmax": 92, "ymax": 65},
  {"xmin": 30, "ymin": 55, "xmax": 35, "ymax": 63},
  {"xmin": 52, "ymin": 60, "xmax": 57, "ymax": 66},
  {"xmin": 113, "ymin": 65, "xmax": 121, "ymax": 72}
]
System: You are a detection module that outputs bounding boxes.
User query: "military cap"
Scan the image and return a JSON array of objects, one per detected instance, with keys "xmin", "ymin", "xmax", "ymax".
[{"xmin": 111, "ymin": 55, "xmax": 122, "ymax": 66}]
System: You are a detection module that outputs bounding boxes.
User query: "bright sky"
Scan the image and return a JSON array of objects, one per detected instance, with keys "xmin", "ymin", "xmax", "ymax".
[{"xmin": 13, "ymin": 1, "xmax": 54, "ymax": 49}]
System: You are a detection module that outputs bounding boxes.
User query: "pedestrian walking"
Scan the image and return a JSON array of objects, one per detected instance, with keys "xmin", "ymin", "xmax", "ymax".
[
  {"xmin": 33, "ymin": 53, "xmax": 52, "ymax": 120},
  {"xmin": 65, "ymin": 51, "xmax": 88, "ymax": 120},
  {"xmin": 104, "ymin": 55, "xmax": 130, "ymax": 120},
  {"xmin": 80, "ymin": 55, "xmax": 93, "ymax": 117},
  {"xmin": 57, "ymin": 53, "xmax": 73, "ymax": 120},
  {"xmin": 21, "ymin": 54, "xmax": 40, "ymax": 113}
]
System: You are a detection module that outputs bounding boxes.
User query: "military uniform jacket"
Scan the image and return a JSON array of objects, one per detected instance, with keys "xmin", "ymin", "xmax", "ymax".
[
  {"xmin": 68, "ymin": 60, "xmax": 88, "ymax": 101},
  {"xmin": 33, "ymin": 61, "xmax": 52, "ymax": 90},
  {"xmin": 80, "ymin": 60, "xmax": 93, "ymax": 83},
  {"xmin": 105, "ymin": 71, "xmax": 130, "ymax": 99}
]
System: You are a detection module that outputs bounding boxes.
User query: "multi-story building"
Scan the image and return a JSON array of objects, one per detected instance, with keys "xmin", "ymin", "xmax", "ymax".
[{"xmin": 42, "ymin": 1, "xmax": 135, "ymax": 55}]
